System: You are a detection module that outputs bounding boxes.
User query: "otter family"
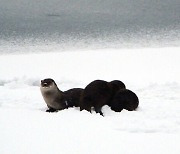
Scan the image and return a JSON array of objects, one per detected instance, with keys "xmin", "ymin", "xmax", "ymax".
[{"xmin": 40, "ymin": 78, "xmax": 139, "ymax": 116}]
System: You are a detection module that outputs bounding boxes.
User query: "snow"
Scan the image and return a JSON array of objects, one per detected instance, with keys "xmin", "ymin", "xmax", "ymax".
[{"xmin": 0, "ymin": 47, "xmax": 180, "ymax": 154}]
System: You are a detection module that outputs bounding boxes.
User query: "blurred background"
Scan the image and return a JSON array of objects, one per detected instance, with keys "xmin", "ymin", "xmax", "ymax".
[{"xmin": 0, "ymin": 0, "xmax": 180, "ymax": 53}]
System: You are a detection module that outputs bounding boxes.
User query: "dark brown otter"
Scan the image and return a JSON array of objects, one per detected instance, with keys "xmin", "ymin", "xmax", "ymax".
[
  {"xmin": 80, "ymin": 80, "xmax": 112, "ymax": 116},
  {"xmin": 110, "ymin": 89, "xmax": 139, "ymax": 112},
  {"xmin": 40, "ymin": 78, "xmax": 83, "ymax": 112}
]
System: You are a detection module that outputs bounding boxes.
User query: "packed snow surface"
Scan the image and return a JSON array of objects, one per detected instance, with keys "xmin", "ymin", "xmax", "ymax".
[{"xmin": 0, "ymin": 47, "xmax": 180, "ymax": 154}]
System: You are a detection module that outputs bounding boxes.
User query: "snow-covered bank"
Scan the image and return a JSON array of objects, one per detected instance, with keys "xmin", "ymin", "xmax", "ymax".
[
  {"xmin": 0, "ymin": 47, "xmax": 180, "ymax": 85},
  {"xmin": 0, "ymin": 47, "xmax": 180, "ymax": 154}
]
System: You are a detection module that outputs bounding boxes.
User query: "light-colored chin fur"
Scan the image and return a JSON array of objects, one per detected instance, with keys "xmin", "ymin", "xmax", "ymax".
[{"xmin": 40, "ymin": 85, "xmax": 54, "ymax": 91}]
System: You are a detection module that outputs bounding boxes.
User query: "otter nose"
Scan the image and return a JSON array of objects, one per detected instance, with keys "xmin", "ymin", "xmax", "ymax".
[{"xmin": 44, "ymin": 82, "xmax": 48, "ymax": 86}]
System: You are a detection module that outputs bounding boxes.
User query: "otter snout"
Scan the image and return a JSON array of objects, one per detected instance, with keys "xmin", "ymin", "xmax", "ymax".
[
  {"xmin": 41, "ymin": 78, "xmax": 55, "ymax": 88},
  {"xmin": 41, "ymin": 81, "xmax": 48, "ymax": 87}
]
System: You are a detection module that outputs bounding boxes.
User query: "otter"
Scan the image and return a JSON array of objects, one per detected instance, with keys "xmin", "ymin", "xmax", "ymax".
[
  {"xmin": 110, "ymin": 89, "xmax": 139, "ymax": 112},
  {"xmin": 80, "ymin": 80, "xmax": 112, "ymax": 116},
  {"xmin": 40, "ymin": 78, "xmax": 83, "ymax": 112}
]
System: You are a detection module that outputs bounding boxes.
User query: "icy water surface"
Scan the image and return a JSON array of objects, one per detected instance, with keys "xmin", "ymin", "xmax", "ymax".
[{"xmin": 0, "ymin": 0, "xmax": 180, "ymax": 53}]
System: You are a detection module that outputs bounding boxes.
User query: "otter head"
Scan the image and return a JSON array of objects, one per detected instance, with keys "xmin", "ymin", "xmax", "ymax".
[{"xmin": 40, "ymin": 78, "xmax": 57, "ymax": 91}]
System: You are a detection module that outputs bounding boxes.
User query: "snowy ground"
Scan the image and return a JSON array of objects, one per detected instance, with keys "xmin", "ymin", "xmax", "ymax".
[{"xmin": 0, "ymin": 47, "xmax": 180, "ymax": 154}]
